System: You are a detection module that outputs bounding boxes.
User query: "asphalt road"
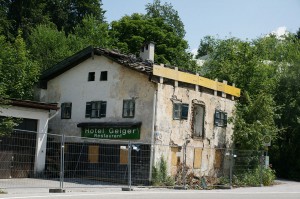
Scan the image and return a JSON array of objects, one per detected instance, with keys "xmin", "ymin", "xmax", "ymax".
[{"xmin": 0, "ymin": 180, "xmax": 299, "ymax": 199}]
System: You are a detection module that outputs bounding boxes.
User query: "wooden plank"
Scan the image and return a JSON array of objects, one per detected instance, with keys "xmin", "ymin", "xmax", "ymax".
[
  {"xmin": 171, "ymin": 147, "xmax": 179, "ymax": 166},
  {"xmin": 120, "ymin": 148, "xmax": 128, "ymax": 165},
  {"xmin": 88, "ymin": 145, "xmax": 99, "ymax": 163},
  {"xmin": 153, "ymin": 65, "xmax": 241, "ymax": 97},
  {"xmin": 193, "ymin": 148, "xmax": 202, "ymax": 169},
  {"xmin": 214, "ymin": 149, "xmax": 223, "ymax": 168}
]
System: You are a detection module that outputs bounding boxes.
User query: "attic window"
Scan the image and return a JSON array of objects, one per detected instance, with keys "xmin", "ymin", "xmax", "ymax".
[
  {"xmin": 88, "ymin": 72, "xmax": 95, "ymax": 81},
  {"xmin": 100, "ymin": 71, "xmax": 107, "ymax": 81}
]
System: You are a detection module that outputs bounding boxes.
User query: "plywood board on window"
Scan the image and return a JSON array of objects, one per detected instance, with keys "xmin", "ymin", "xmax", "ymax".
[
  {"xmin": 193, "ymin": 148, "xmax": 202, "ymax": 169},
  {"xmin": 214, "ymin": 149, "xmax": 223, "ymax": 168},
  {"xmin": 171, "ymin": 147, "xmax": 179, "ymax": 166},
  {"xmin": 120, "ymin": 147, "xmax": 128, "ymax": 165},
  {"xmin": 88, "ymin": 145, "xmax": 99, "ymax": 163}
]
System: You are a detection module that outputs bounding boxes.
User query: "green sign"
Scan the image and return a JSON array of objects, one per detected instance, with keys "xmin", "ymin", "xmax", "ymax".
[{"xmin": 81, "ymin": 126, "xmax": 140, "ymax": 139}]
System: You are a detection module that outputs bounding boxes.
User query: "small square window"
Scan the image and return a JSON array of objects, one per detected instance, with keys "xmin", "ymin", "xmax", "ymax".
[
  {"xmin": 173, "ymin": 103, "xmax": 189, "ymax": 120},
  {"xmin": 100, "ymin": 71, "xmax": 107, "ymax": 81},
  {"xmin": 88, "ymin": 72, "xmax": 95, "ymax": 81},
  {"xmin": 61, "ymin": 102, "xmax": 72, "ymax": 119},
  {"xmin": 214, "ymin": 110, "xmax": 227, "ymax": 127},
  {"xmin": 123, "ymin": 100, "xmax": 135, "ymax": 118}
]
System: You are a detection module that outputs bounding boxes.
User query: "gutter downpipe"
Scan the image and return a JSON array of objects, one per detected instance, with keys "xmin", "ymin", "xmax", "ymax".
[{"xmin": 149, "ymin": 89, "xmax": 158, "ymax": 183}]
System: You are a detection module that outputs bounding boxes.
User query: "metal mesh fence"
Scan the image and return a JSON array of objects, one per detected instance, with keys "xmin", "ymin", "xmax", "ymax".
[{"xmin": 0, "ymin": 131, "xmax": 265, "ymax": 190}]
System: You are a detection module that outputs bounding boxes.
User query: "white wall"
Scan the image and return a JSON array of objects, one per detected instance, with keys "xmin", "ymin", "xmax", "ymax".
[
  {"xmin": 43, "ymin": 56, "xmax": 156, "ymax": 143},
  {"xmin": 0, "ymin": 106, "xmax": 51, "ymax": 174}
]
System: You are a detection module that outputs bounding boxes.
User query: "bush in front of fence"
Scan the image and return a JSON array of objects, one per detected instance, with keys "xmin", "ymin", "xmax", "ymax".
[
  {"xmin": 233, "ymin": 167, "xmax": 275, "ymax": 186},
  {"xmin": 152, "ymin": 156, "xmax": 175, "ymax": 186}
]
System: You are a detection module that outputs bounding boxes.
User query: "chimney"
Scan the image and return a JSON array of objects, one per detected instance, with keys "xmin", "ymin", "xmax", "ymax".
[{"xmin": 140, "ymin": 42, "xmax": 155, "ymax": 62}]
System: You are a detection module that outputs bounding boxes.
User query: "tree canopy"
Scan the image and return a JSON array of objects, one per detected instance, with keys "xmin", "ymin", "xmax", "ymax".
[
  {"xmin": 198, "ymin": 33, "xmax": 300, "ymax": 179},
  {"xmin": 110, "ymin": 13, "xmax": 196, "ymax": 70}
]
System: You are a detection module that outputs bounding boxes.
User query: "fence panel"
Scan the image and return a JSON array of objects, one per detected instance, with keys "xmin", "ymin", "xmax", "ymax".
[
  {"xmin": 0, "ymin": 132, "xmax": 62, "ymax": 189},
  {"xmin": 232, "ymin": 150, "xmax": 263, "ymax": 187},
  {"xmin": 0, "ymin": 131, "xmax": 265, "ymax": 190}
]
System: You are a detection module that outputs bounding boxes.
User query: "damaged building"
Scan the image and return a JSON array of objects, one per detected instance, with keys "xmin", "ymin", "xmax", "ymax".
[{"xmin": 37, "ymin": 43, "xmax": 240, "ymax": 184}]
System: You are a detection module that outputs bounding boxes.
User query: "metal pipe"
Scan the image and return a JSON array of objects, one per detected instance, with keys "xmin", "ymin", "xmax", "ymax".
[
  {"xmin": 149, "ymin": 90, "xmax": 158, "ymax": 183},
  {"xmin": 128, "ymin": 141, "xmax": 132, "ymax": 190}
]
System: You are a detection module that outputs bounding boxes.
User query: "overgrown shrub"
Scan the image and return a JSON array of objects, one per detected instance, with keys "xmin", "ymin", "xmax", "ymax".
[
  {"xmin": 151, "ymin": 156, "xmax": 175, "ymax": 186},
  {"xmin": 233, "ymin": 167, "xmax": 275, "ymax": 186}
]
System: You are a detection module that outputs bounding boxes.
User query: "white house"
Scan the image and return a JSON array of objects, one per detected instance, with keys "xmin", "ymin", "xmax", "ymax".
[
  {"xmin": 37, "ymin": 43, "xmax": 240, "ymax": 183},
  {"xmin": 0, "ymin": 99, "xmax": 58, "ymax": 178}
]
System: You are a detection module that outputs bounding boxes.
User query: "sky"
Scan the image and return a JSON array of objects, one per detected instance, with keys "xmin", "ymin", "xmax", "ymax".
[{"xmin": 102, "ymin": 0, "xmax": 300, "ymax": 53}]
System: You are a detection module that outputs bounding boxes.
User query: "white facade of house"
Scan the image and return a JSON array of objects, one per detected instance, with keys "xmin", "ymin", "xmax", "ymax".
[{"xmin": 40, "ymin": 55, "xmax": 157, "ymax": 143}]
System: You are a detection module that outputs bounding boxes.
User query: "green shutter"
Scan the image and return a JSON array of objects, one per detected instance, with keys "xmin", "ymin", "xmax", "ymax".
[
  {"xmin": 214, "ymin": 110, "xmax": 220, "ymax": 126},
  {"xmin": 85, "ymin": 102, "xmax": 92, "ymax": 118},
  {"xmin": 173, "ymin": 103, "xmax": 180, "ymax": 119},
  {"xmin": 100, "ymin": 101, "xmax": 107, "ymax": 117},
  {"xmin": 224, "ymin": 113, "xmax": 228, "ymax": 127},
  {"xmin": 181, "ymin": 104, "xmax": 189, "ymax": 120}
]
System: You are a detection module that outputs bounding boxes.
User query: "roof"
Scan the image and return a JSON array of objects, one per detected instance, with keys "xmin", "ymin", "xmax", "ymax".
[
  {"xmin": 40, "ymin": 46, "xmax": 153, "ymax": 88},
  {"xmin": 4, "ymin": 98, "xmax": 59, "ymax": 111},
  {"xmin": 39, "ymin": 46, "xmax": 241, "ymax": 97}
]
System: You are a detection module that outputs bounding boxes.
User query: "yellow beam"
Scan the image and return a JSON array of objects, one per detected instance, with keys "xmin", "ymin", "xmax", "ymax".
[{"xmin": 153, "ymin": 65, "xmax": 241, "ymax": 97}]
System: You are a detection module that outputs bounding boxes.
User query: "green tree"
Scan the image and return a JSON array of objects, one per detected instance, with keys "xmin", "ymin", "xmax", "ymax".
[
  {"xmin": 63, "ymin": 0, "xmax": 106, "ymax": 34},
  {"xmin": 0, "ymin": 32, "xmax": 39, "ymax": 99},
  {"xmin": 296, "ymin": 28, "xmax": 300, "ymax": 40},
  {"xmin": 110, "ymin": 13, "xmax": 196, "ymax": 70},
  {"xmin": 0, "ymin": 0, "xmax": 13, "ymax": 39},
  {"xmin": 73, "ymin": 14, "xmax": 112, "ymax": 48},
  {"xmin": 5, "ymin": 0, "xmax": 50, "ymax": 39},
  {"xmin": 195, "ymin": 35, "xmax": 219, "ymax": 58},
  {"xmin": 145, "ymin": 0, "xmax": 185, "ymax": 38},
  {"xmin": 273, "ymin": 60, "xmax": 300, "ymax": 179},
  {"xmin": 199, "ymin": 32, "xmax": 300, "ymax": 180},
  {"xmin": 1, "ymin": 0, "xmax": 106, "ymax": 40},
  {"xmin": 200, "ymin": 37, "xmax": 278, "ymax": 150},
  {"xmin": 28, "ymin": 24, "xmax": 82, "ymax": 71}
]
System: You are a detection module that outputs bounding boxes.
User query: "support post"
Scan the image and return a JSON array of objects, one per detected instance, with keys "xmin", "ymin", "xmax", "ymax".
[
  {"xmin": 60, "ymin": 134, "xmax": 65, "ymax": 190},
  {"xmin": 229, "ymin": 149, "xmax": 233, "ymax": 189},
  {"xmin": 128, "ymin": 141, "xmax": 132, "ymax": 190}
]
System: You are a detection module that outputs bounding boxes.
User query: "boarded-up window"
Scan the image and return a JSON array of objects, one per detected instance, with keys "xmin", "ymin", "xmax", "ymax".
[
  {"xmin": 171, "ymin": 147, "xmax": 180, "ymax": 166},
  {"xmin": 193, "ymin": 148, "xmax": 203, "ymax": 169},
  {"xmin": 193, "ymin": 104, "xmax": 205, "ymax": 138},
  {"xmin": 120, "ymin": 146, "xmax": 128, "ymax": 165},
  {"xmin": 88, "ymin": 145, "xmax": 99, "ymax": 163},
  {"xmin": 214, "ymin": 149, "xmax": 223, "ymax": 168}
]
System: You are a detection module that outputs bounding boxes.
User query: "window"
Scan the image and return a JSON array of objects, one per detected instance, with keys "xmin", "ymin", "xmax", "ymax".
[
  {"xmin": 85, "ymin": 101, "xmax": 107, "ymax": 118},
  {"xmin": 214, "ymin": 110, "xmax": 227, "ymax": 127},
  {"xmin": 123, "ymin": 100, "xmax": 135, "ymax": 118},
  {"xmin": 100, "ymin": 71, "xmax": 107, "ymax": 81},
  {"xmin": 193, "ymin": 104, "xmax": 205, "ymax": 138},
  {"xmin": 173, "ymin": 103, "xmax": 189, "ymax": 120},
  {"xmin": 61, "ymin": 102, "xmax": 72, "ymax": 119},
  {"xmin": 88, "ymin": 72, "xmax": 95, "ymax": 81}
]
